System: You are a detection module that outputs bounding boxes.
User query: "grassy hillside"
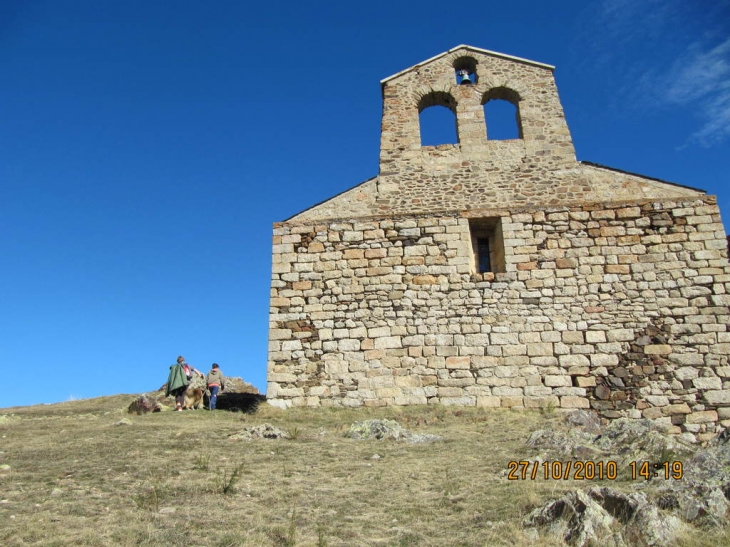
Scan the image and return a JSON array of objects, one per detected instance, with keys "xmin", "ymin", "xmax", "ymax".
[{"xmin": 0, "ymin": 396, "xmax": 727, "ymax": 546}]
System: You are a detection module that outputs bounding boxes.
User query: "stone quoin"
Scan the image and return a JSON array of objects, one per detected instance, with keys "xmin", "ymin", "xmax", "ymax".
[{"xmin": 267, "ymin": 45, "xmax": 730, "ymax": 441}]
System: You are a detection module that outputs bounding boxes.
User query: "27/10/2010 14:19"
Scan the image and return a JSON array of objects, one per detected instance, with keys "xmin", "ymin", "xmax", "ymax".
[{"xmin": 506, "ymin": 460, "xmax": 684, "ymax": 481}]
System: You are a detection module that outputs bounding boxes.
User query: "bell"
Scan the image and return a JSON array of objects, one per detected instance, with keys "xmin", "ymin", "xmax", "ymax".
[{"xmin": 459, "ymin": 71, "xmax": 472, "ymax": 85}]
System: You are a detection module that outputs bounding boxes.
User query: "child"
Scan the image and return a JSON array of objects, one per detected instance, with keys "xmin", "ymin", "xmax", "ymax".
[{"xmin": 206, "ymin": 363, "xmax": 226, "ymax": 410}]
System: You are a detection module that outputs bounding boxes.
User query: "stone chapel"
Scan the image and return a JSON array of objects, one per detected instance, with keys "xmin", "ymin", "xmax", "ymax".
[{"xmin": 267, "ymin": 45, "xmax": 730, "ymax": 441}]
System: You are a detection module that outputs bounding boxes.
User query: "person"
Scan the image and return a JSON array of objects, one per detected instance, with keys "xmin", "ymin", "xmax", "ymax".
[
  {"xmin": 206, "ymin": 363, "xmax": 226, "ymax": 410},
  {"xmin": 166, "ymin": 356, "xmax": 190, "ymax": 411}
]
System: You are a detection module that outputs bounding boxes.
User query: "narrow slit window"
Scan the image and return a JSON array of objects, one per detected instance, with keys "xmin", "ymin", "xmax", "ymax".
[
  {"xmin": 477, "ymin": 237, "xmax": 491, "ymax": 273},
  {"xmin": 469, "ymin": 218, "xmax": 505, "ymax": 275}
]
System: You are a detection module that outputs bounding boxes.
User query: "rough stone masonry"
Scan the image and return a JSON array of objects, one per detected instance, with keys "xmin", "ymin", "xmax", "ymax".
[{"xmin": 267, "ymin": 45, "xmax": 730, "ymax": 441}]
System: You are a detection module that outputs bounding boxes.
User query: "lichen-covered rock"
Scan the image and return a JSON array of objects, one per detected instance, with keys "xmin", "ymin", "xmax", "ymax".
[
  {"xmin": 526, "ymin": 412, "xmax": 605, "ymax": 459},
  {"xmin": 528, "ymin": 418, "xmax": 694, "ymax": 466},
  {"xmin": 524, "ymin": 487, "xmax": 684, "ymax": 547},
  {"xmin": 525, "ymin": 428, "xmax": 602, "ymax": 460},
  {"xmin": 346, "ymin": 419, "xmax": 410, "ymax": 441},
  {"xmin": 228, "ymin": 424, "xmax": 289, "ymax": 441},
  {"xmin": 593, "ymin": 419, "xmax": 694, "ymax": 465},
  {"xmin": 655, "ymin": 428, "xmax": 730, "ymax": 523},
  {"xmin": 345, "ymin": 419, "xmax": 442, "ymax": 444},
  {"xmin": 564, "ymin": 409, "xmax": 602, "ymax": 434}
]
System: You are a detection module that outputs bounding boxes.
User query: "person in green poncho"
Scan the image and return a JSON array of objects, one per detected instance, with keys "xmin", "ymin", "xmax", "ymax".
[{"xmin": 166, "ymin": 356, "xmax": 191, "ymax": 411}]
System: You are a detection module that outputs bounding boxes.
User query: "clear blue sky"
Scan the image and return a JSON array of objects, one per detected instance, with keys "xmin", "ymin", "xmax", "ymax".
[{"xmin": 1, "ymin": 0, "xmax": 728, "ymax": 408}]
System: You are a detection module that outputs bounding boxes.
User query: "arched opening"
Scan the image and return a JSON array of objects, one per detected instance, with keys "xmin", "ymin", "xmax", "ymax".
[
  {"xmin": 483, "ymin": 87, "xmax": 522, "ymax": 140},
  {"xmin": 453, "ymin": 56, "xmax": 478, "ymax": 85},
  {"xmin": 418, "ymin": 92, "xmax": 458, "ymax": 146}
]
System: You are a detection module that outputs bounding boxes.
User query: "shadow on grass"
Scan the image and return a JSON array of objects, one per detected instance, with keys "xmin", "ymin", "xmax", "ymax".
[{"xmin": 215, "ymin": 392, "xmax": 266, "ymax": 413}]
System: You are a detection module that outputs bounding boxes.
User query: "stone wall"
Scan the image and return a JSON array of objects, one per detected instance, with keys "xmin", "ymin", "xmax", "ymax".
[{"xmin": 268, "ymin": 196, "xmax": 730, "ymax": 441}]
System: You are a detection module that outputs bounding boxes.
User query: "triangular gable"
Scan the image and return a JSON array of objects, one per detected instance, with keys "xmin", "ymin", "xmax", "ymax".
[{"xmin": 380, "ymin": 45, "xmax": 554, "ymax": 90}]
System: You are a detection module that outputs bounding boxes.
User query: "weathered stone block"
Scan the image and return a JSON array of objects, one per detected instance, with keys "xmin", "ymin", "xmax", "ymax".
[
  {"xmin": 559, "ymin": 354, "xmax": 590, "ymax": 367},
  {"xmin": 560, "ymin": 396, "xmax": 590, "ymax": 408},
  {"xmin": 642, "ymin": 407, "xmax": 663, "ymax": 419},
  {"xmin": 445, "ymin": 356, "xmax": 471, "ymax": 369},
  {"xmin": 685, "ymin": 410, "xmax": 718, "ymax": 424},
  {"xmin": 704, "ymin": 391, "xmax": 730, "ymax": 405},
  {"xmin": 607, "ymin": 329, "xmax": 634, "ymax": 342},
  {"xmin": 492, "ymin": 386, "xmax": 524, "ymax": 397},
  {"xmin": 693, "ymin": 377, "xmax": 722, "ymax": 390},
  {"xmin": 525, "ymin": 396, "xmax": 560, "ymax": 408},
  {"xmin": 662, "ymin": 403, "xmax": 691, "ymax": 415},
  {"xmin": 374, "ymin": 336, "xmax": 402, "ymax": 349},
  {"xmin": 476, "ymin": 396, "xmax": 500, "ymax": 407},
  {"xmin": 644, "ymin": 345, "xmax": 672, "ymax": 355},
  {"xmin": 545, "ymin": 375, "xmax": 572, "ymax": 387},
  {"xmin": 575, "ymin": 376, "xmax": 596, "ymax": 388}
]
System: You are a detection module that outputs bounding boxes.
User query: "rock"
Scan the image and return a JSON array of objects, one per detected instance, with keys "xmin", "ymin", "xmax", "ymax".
[
  {"xmin": 346, "ymin": 419, "xmax": 410, "ymax": 441},
  {"xmin": 228, "ymin": 424, "xmax": 290, "ymax": 441},
  {"xmin": 345, "ymin": 419, "xmax": 442, "ymax": 444},
  {"xmin": 564, "ymin": 409, "xmax": 602, "ymax": 434},
  {"xmin": 187, "ymin": 373, "xmax": 206, "ymax": 391},
  {"xmin": 0, "ymin": 464, "xmax": 10, "ymax": 473},
  {"xmin": 221, "ymin": 376, "xmax": 261, "ymax": 395},
  {"xmin": 525, "ymin": 427, "xmax": 602, "ymax": 459},
  {"xmin": 127, "ymin": 395, "xmax": 162, "ymax": 415},
  {"xmin": 50, "ymin": 488, "xmax": 63, "ymax": 496},
  {"xmin": 115, "ymin": 418, "xmax": 132, "ymax": 426},
  {"xmin": 655, "ymin": 428, "xmax": 730, "ymax": 523},
  {"xmin": 591, "ymin": 418, "xmax": 694, "ymax": 464},
  {"xmin": 408, "ymin": 433, "xmax": 443, "ymax": 444},
  {"xmin": 525, "ymin": 418, "xmax": 730, "ymax": 531},
  {"xmin": 524, "ymin": 487, "xmax": 684, "ymax": 546},
  {"xmin": 705, "ymin": 489, "xmax": 728, "ymax": 521}
]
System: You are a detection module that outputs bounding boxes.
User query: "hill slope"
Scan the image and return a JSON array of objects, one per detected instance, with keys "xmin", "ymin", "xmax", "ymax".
[{"xmin": 0, "ymin": 396, "xmax": 728, "ymax": 546}]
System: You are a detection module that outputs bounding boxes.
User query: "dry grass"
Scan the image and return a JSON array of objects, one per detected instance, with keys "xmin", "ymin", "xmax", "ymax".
[{"xmin": 0, "ymin": 396, "xmax": 726, "ymax": 546}]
